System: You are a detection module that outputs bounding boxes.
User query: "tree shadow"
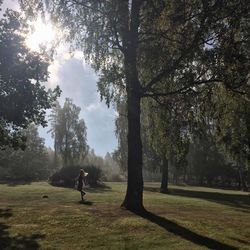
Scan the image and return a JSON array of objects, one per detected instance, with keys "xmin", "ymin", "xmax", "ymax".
[
  {"xmin": 0, "ymin": 208, "xmax": 12, "ymax": 219},
  {"xmin": 135, "ymin": 210, "xmax": 238, "ymax": 250},
  {"xmin": 144, "ymin": 186, "xmax": 250, "ymax": 210},
  {"xmin": 2, "ymin": 180, "xmax": 32, "ymax": 187},
  {"xmin": 228, "ymin": 237, "xmax": 249, "ymax": 245},
  {"xmin": 78, "ymin": 200, "xmax": 93, "ymax": 206},
  {"xmin": 0, "ymin": 208, "xmax": 45, "ymax": 249},
  {"xmin": 85, "ymin": 183, "xmax": 112, "ymax": 193},
  {"xmin": 50, "ymin": 182, "xmax": 112, "ymax": 193}
]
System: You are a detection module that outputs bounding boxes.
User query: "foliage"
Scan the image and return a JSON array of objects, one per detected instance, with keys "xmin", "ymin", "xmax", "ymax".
[
  {"xmin": 213, "ymin": 87, "xmax": 250, "ymax": 169},
  {"xmin": 83, "ymin": 149, "xmax": 104, "ymax": 168},
  {"xmin": 50, "ymin": 165, "xmax": 81, "ymax": 187},
  {"xmin": 49, "ymin": 99, "xmax": 89, "ymax": 167},
  {"xmin": 83, "ymin": 165, "xmax": 103, "ymax": 186},
  {"xmin": 22, "ymin": 0, "xmax": 249, "ymax": 101},
  {"xmin": 0, "ymin": 8, "xmax": 60, "ymax": 149},
  {"xmin": 210, "ymin": 86, "xmax": 250, "ymax": 190},
  {"xmin": 187, "ymin": 138, "xmax": 238, "ymax": 186},
  {"xmin": 83, "ymin": 150, "xmax": 124, "ymax": 182},
  {"xmin": 144, "ymin": 97, "xmax": 190, "ymax": 167},
  {"xmin": 112, "ymin": 101, "xmax": 128, "ymax": 172},
  {"xmin": 49, "ymin": 165, "xmax": 103, "ymax": 188},
  {"xmin": 102, "ymin": 152, "xmax": 124, "ymax": 181},
  {"xmin": 0, "ymin": 125, "xmax": 50, "ymax": 182}
]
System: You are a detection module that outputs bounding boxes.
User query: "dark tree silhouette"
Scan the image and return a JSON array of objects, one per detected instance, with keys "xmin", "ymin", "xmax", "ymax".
[{"xmin": 0, "ymin": 7, "xmax": 60, "ymax": 149}]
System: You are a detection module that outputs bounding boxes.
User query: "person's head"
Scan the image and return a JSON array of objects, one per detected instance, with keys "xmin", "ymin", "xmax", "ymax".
[{"xmin": 80, "ymin": 169, "xmax": 85, "ymax": 177}]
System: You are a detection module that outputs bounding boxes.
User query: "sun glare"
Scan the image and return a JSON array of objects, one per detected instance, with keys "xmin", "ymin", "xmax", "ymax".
[{"xmin": 26, "ymin": 17, "xmax": 57, "ymax": 52}]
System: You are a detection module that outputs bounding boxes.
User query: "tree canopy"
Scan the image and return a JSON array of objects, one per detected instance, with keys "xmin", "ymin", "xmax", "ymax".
[
  {"xmin": 0, "ymin": 124, "xmax": 51, "ymax": 181},
  {"xmin": 0, "ymin": 7, "xmax": 60, "ymax": 149},
  {"xmin": 49, "ymin": 99, "xmax": 89, "ymax": 167}
]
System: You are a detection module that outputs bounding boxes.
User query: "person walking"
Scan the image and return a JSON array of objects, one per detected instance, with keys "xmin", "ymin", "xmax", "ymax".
[{"xmin": 77, "ymin": 169, "xmax": 87, "ymax": 201}]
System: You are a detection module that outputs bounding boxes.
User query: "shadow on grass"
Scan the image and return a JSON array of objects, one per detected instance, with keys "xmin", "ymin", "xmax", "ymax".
[
  {"xmin": 84, "ymin": 183, "xmax": 112, "ymax": 193},
  {"xmin": 0, "ymin": 208, "xmax": 45, "ymax": 250},
  {"xmin": 144, "ymin": 186, "xmax": 250, "ymax": 210},
  {"xmin": 50, "ymin": 182, "xmax": 112, "ymax": 193},
  {"xmin": 0, "ymin": 180, "xmax": 32, "ymax": 186},
  {"xmin": 229, "ymin": 237, "xmax": 249, "ymax": 245},
  {"xmin": 136, "ymin": 210, "xmax": 238, "ymax": 250},
  {"xmin": 0, "ymin": 208, "xmax": 12, "ymax": 219},
  {"xmin": 78, "ymin": 200, "xmax": 93, "ymax": 206}
]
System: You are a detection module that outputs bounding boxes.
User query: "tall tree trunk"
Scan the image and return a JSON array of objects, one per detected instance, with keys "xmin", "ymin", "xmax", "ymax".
[
  {"xmin": 121, "ymin": 91, "xmax": 144, "ymax": 211},
  {"xmin": 199, "ymin": 175, "xmax": 204, "ymax": 186},
  {"xmin": 121, "ymin": 0, "xmax": 144, "ymax": 212},
  {"xmin": 160, "ymin": 157, "xmax": 169, "ymax": 193},
  {"xmin": 183, "ymin": 165, "xmax": 187, "ymax": 183},
  {"xmin": 239, "ymin": 169, "xmax": 249, "ymax": 192}
]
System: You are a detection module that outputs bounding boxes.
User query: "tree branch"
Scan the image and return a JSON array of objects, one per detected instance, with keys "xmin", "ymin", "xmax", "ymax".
[
  {"xmin": 69, "ymin": 0, "xmax": 106, "ymax": 15},
  {"xmin": 142, "ymin": 79, "xmax": 222, "ymax": 98},
  {"xmin": 142, "ymin": 2, "xmax": 209, "ymax": 93},
  {"xmin": 110, "ymin": 18, "xmax": 125, "ymax": 53}
]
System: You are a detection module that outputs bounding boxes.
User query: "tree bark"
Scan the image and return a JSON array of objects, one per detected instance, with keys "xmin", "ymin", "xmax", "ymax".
[
  {"xmin": 239, "ymin": 169, "xmax": 249, "ymax": 192},
  {"xmin": 160, "ymin": 157, "xmax": 169, "ymax": 193},
  {"xmin": 121, "ymin": 0, "xmax": 145, "ymax": 212},
  {"xmin": 121, "ymin": 91, "xmax": 144, "ymax": 211}
]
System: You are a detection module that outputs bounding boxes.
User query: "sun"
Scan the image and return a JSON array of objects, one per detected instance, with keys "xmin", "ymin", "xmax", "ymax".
[{"xmin": 26, "ymin": 17, "xmax": 57, "ymax": 52}]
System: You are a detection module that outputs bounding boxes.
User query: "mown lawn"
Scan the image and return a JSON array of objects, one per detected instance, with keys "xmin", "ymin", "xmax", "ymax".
[{"xmin": 0, "ymin": 182, "xmax": 249, "ymax": 249}]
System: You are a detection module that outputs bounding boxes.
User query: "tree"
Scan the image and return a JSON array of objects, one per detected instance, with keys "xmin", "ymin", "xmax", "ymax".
[
  {"xmin": 50, "ymin": 99, "xmax": 89, "ymax": 167},
  {"xmin": 84, "ymin": 149, "xmax": 104, "ymax": 168},
  {"xmin": 0, "ymin": 124, "xmax": 50, "ymax": 181},
  {"xmin": 113, "ymin": 100, "xmax": 128, "ymax": 173},
  {"xmin": 102, "ymin": 152, "xmax": 122, "ymax": 181},
  {"xmin": 142, "ymin": 96, "xmax": 190, "ymax": 192},
  {"xmin": 211, "ymin": 86, "xmax": 250, "ymax": 191},
  {"xmin": 0, "ymin": 7, "xmax": 60, "ymax": 149},
  {"xmin": 22, "ymin": 0, "xmax": 250, "ymax": 211}
]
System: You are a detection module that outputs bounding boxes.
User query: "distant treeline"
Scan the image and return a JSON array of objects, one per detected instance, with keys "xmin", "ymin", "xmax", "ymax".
[{"xmin": 0, "ymin": 124, "xmax": 123, "ymax": 184}]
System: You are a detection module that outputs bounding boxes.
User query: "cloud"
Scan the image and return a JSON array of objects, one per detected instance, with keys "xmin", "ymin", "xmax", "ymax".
[
  {"xmin": 0, "ymin": 0, "xmax": 19, "ymax": 13},
  {"xmin": 82, "ymin": 103, "xmax": 117, "ymax": 155},
  {"xmin": 40, "ymin": 50, "xmax": 118, "ymax": 157},
  {"xmin": 85, "ymin": 103, "xmax": 101, "ymax": 112}
]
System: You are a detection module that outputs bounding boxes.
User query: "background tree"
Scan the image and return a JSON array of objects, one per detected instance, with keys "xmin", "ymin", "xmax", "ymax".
[
  {"xmin": 84, "ymin": 149, "xmax": 104, "ymax": 169},
  {"xmin": 211, "ymin": 86, "xmax": 250, "ymax": 191},
  {"xmin": 0, "ymin": 124, "xmax": 50, "ymax": 182},
  {"xmin": 113, "ymin": 100, "xmax": 128, "ymax": 173},
  {"xmin": 0, "ymin": 7, "xmax": 60, "ymax": 149},
  {"xmin": 50, "ymin": 99, "xmax": 89, "ymax": 167},
  {"xmin": 102, "ymin": 152, "xmax": 122, "ymax": 181},
  {"xmin": 142, "ymin": 96, "xmax": 190, "ymax": 192}
]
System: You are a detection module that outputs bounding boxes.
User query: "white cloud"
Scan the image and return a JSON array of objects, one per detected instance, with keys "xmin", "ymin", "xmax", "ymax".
[
  {"xmin": 41, "ymin": 48, "xmax": 118, "ymax": 156},
  {"xmin": 85, "ymin": 103, "xmax": 101, "ymax": 112},
  {"xmin": 47, "ymin": 60, "xmax": 61, "ymax": 88},
  {"xmin": 1, "ymin": 0, "xmax": 19, "ymax": 13}
]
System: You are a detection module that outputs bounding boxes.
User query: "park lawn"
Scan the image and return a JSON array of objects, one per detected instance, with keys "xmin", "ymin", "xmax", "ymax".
[{"xmin": 0, "ymin": 182, "xmax": 250, "ymax": 250}]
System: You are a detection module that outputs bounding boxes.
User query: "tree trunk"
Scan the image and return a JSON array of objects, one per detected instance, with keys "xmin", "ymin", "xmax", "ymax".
[
  {"xmin": 239, "ymin": 169, "xmax": 249, "ymax": 192},
  {"xmin": 120, "ymin": 0, "xmax": 145, "ymax": 212},
  {"xmin": 160, "ymin": 157, "xmax": 169, "ymax": 193},
  {"xmin": 199, "ymin": 176, "xmax": 204, "ymax": 186},
  {"xmin": 121, "ymin": 91, "xmax": 144, "ymax": 211}
]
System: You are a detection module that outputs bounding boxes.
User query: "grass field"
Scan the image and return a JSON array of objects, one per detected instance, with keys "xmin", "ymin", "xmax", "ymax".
[{"xmin": 0, "ymin": 182, "xmax": 249, "ymax": 249}]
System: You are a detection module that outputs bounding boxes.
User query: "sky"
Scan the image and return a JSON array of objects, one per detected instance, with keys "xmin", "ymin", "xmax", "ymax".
[{"xmin": 1, "ymin": 0, "xmax": 118, "ymax": 157}]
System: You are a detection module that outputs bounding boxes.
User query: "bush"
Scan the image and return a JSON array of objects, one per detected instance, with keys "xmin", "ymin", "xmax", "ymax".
[
  {"xmin": 83, "ymin": 165, "xmax": 103, "ymax": 186},
  {"xmin": 49, "ymin": 165, "xmax": 103, "ymax": 188},
  {"xmin": 102, "ymin": 173, "xmax": 125, "ymax": 182}
]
